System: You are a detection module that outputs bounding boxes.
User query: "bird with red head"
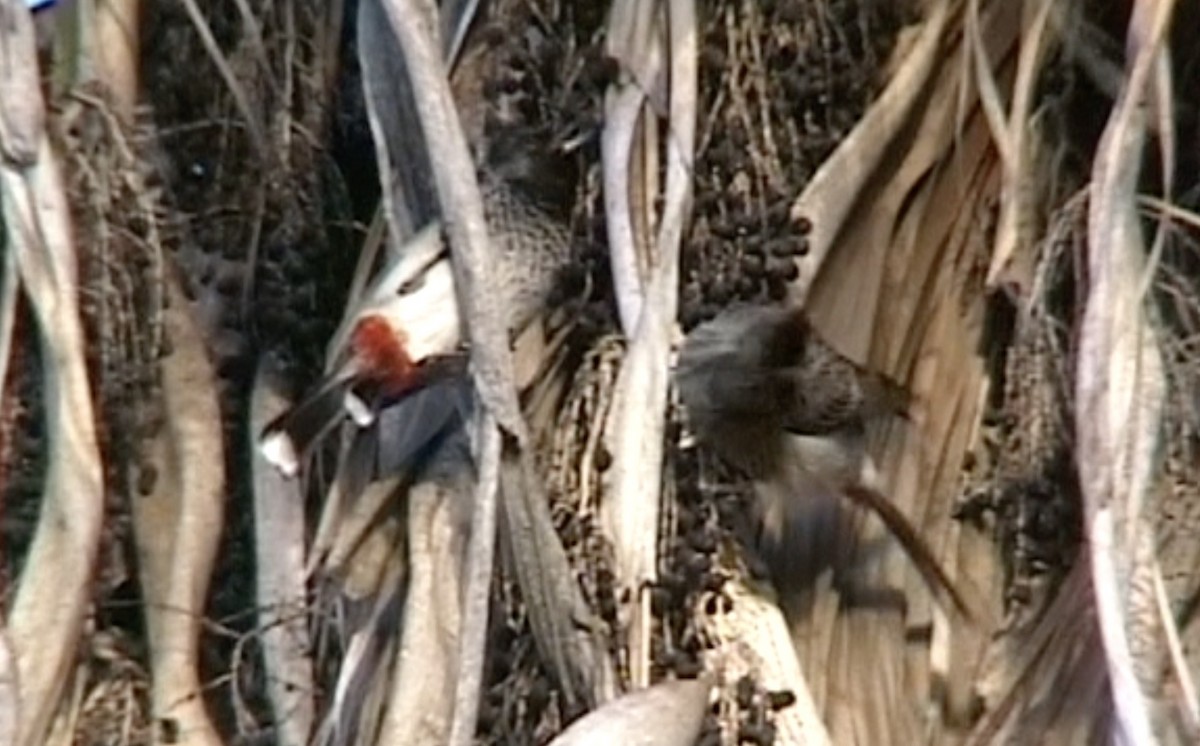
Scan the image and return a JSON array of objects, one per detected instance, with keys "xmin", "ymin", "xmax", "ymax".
[{"xmin": 259, "ymin": 168, "xmax": 574, "ymax": 478}]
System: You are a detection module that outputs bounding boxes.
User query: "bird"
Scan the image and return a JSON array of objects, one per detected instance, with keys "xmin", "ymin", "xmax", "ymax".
[
  {"xmin": 258, "ymin": 167, "xmax": 574, "ymax": 478},
  {"xmin": 675, "ymin": 303, "xmax": 971, "ymax": 618}
]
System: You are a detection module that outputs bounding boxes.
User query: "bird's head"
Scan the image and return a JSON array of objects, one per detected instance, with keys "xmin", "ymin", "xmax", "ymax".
[
  {"xmin": 346, "ymin": 254, "xmax": 463, "ymax": 401},
  {"xmin": 332, "ymin": 224, "xmax": 466, "ymax": 404}
]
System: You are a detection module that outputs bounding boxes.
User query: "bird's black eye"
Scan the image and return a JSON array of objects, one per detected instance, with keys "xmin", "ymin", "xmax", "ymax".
[
  {"xmin": 396, "ymin": 248, "xmax": 448, "ymax": 295},
  {"xmin": 398, "ymin": 274, "xmax": 425, "ymax": 295}
]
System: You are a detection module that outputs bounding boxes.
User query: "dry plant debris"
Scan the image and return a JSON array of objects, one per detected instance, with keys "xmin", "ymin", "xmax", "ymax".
[{"xmin": 3, "ymin": 0, "xmax": 1200, "ymax": 744}]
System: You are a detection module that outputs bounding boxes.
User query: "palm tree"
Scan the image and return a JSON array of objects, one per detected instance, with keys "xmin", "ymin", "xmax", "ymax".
[{"xmin": 1, "ymin": 0, "xmax": 1196, "ymax": 744}]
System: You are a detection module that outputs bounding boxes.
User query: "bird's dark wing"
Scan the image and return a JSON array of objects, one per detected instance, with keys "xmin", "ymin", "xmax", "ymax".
[
  {"xmin": 776, "ymin": 343, "xmax": 868, "ymax": 435},
  {"xmin": 776, "ymin": 370, "xmax": 866, "ymax": 435},
  {"xmin": 777, "ymin": 327, "xmax": 913, "ymax": 434},
  {"xmin": 374, "ymin": 375, "xmax": 475, "ymax": 477},
  {"xmin": 681, "ymin": 362, "xmax": 781, "ymax": 419}
]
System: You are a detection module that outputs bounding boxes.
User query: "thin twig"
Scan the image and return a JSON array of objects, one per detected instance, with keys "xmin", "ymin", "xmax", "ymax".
[
  {"xmin": 969, "ymin": 0, "xmax": 1058, "ymax": 287},
  {"xmin": 178, "ymin": 0, "xmax": 270, "ymax": 162},
  {"xmin": 439, "ymin": 0, "xmax": 483, "ymax": 69},
  {"xmin": 230, "ymin": 0, "xmax": 275, "ymax": 88}
]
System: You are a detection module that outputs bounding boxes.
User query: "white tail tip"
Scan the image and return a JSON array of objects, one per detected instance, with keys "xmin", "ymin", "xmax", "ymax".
[
  {"xmin": 344, "ymin": 391, "xmax": 375, "ymax": 427},
  {"xmin": 259, "ymin": 430, "xmax": 300, "ymax": 478}
]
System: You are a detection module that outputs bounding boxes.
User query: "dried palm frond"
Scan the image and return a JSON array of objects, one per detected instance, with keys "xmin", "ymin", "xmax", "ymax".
[{"xmin": 7, "ymin": 0, "xmax": 1200, "ymax": 744}]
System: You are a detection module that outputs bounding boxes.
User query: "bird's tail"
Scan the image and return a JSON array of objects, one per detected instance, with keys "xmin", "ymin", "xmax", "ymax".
[
  {"xmin": 843, "ymin": 483, "xmax": 974, "ymax": 621},
  {"xmin": 754, "ymin": 477, "xmax": 849, "ymax": 593},
  {"xmin": 756, "ymin": 470, "xmax": 973, "ymax": 621},
  {"xmin": 259, "ymin": 368, "xmax": 359, "ymax": 478}
]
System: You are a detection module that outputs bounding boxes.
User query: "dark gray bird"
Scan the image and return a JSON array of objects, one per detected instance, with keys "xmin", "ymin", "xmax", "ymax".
[
  {"xmin": 259, "ymin": 169, "xmax": 573, "ymax": 477},
  {"xmin": 676, "ymin": 304, "xmax": 971, "ymax": 618}
]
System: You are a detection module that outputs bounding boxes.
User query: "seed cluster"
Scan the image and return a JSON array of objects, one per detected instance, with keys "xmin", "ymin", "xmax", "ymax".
[
  {"xmin": 953, "ymin": 228, "xmax": 1080, "ymax": 626},
  {"xmin": 682, "ymin": 0, "xmax": 911, "ymax": 329},
  {"xmin": 675, "ymin": 1, "xmax": 910, "ymax": 741}
]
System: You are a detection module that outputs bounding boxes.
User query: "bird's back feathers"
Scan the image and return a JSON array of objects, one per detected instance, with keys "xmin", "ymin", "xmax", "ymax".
[
  {"xmin": 677, "ymin": 303, "xmax": 911, "ymax": 438},
  {"xmin": 480, "ymin": 173, "xmax": 574, "ymax": 336}
]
